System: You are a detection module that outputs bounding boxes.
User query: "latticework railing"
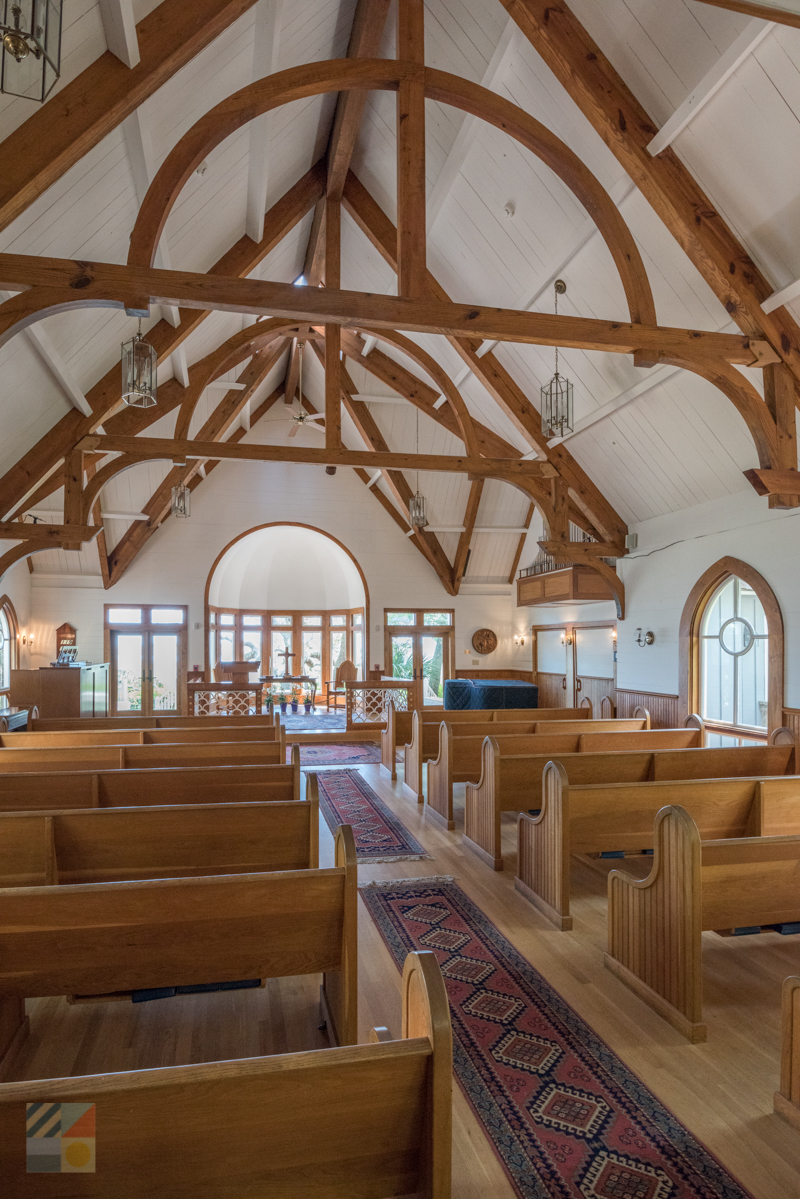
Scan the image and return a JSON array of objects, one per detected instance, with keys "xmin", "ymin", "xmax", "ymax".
[
  {"xmin": 520, "ymin": 521, "xmax": 617, "ymax": 578},
  {"xmin": 345, "ymin": 681, "xmax": 413, "ymax": 731},
  {"xmin": 188, "ymin": 683, "xmax": 263, "ymax": 716}
]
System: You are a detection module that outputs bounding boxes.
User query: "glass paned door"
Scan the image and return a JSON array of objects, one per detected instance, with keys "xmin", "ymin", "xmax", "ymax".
[
  {"xmin": 390, "ymin": 631, "xmax": 448, "ymax": 707},
  {"xmin": 421, "ymin": 635, "xmax": 445, "ymax": 705},
  {"xmin": 114, "ymin": 633, "xmax": 144, "ymax": 712},
  {"xmin": 151, "ymin": 634, "xmax": 179, "ymax": 713}
]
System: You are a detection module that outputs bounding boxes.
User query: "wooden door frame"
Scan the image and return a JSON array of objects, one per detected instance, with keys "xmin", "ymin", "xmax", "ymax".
[
  {"xmin": 104, "ymin": 605, "xmax": 188, "ymax": 716},
  {"xmin": 532, "ymin": 619, "xmax": 617, "ymax": 707},
  {"xmin": 384, "ymin": 610, "xmax": 455, "ymax": 706},
  {"xmin": 679, "ymin": 556, "xmax": 783, "ymax": 734}
]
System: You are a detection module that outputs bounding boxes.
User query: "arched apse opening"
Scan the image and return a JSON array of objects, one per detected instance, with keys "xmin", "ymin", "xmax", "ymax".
[
  {"xmin": 679, "ymin": 556, "xmax": 783, "ymax": 735},
  {"xmin": 204, "ymin": 523, "xmax": 370, "ymax": 678}
]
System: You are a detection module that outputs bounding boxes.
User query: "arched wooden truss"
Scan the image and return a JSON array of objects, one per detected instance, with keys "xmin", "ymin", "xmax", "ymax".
[{"xmin": 0, "ymin": 20, "xmax": 795, "ymax": 609}]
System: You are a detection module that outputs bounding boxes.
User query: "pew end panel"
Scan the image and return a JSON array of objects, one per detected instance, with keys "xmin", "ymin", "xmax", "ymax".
[
  {"xmin": 633, "ymin": 706, "xmax": 651, "ymax": 728},
  {"xmin": 775, "ymin": 976, "xmax": 800, "ymax": 1132},
  {"xmin": 463, "ymin": 737, "xmax": 504, "ymax": 871},
  {"xmin": 514, "ymin": 762, "xmax": 573, "ymax": 931},
  {"xmin": 604, "ymin": 805, "xmax": 706, "ymax": 1043},
  {"xmin": 426, "ymin": 722, "xmax": 456, "ymax": 830},
  {"xmin": 685, "ymin": 713, "xmax": 705, "ymax": 745},
  {"xmin": 381, "ymin": 706, "xmax": 412, "ymax": 780},
  {"xmin": 319, "ymin": 824, "xmax": 359, "ymax": 1048},
  {"xmin": 403, "ymin": 709, "xmax": 425, "ymax": 803},
  {"xmin": 0, "ymin": 952, "xmax": 452, "ymax": 1197}
]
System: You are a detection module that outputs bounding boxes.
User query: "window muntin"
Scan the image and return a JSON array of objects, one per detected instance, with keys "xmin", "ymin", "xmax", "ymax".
[{"xmin": 701, "ymin": 576, "xmax": 768, "ymax": 730}]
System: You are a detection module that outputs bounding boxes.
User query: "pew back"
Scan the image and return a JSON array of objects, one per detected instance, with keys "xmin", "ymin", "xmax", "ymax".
[
  {"xmin": 0, "ymin": 950, "xmax": 451, "ymax": 1199},
  {"xmin": 0, "ymin": 741, "xmax": 283, "ymax": 774},
  {"xmin": 30, "ymin": 714, "xmax": 281, "ymax": 732},
  {"xmin": 0, "ymin": 756, "xmax": 301, "ymax": 813},
  {"xmin": 0, "ymin": 725, "xmax": 283, "ymax": 748},
  {"xmin": 0, "ymin": 795, "xmax": 320, "ymax": 887}
]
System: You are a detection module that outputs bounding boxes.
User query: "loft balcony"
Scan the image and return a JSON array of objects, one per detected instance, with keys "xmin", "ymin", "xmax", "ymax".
[{"xmin": 516, "ymin": 538, "xmax": 618, "ymax": 607}]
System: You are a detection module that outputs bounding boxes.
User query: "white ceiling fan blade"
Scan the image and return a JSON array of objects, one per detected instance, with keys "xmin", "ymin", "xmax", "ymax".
[
  {"xmin": 304, "ymin": 413, "xmax": 326, "ymax": 423},
  {"xmin": 287, "ymin": 421, "xmax": 301, "ymax": 438}
]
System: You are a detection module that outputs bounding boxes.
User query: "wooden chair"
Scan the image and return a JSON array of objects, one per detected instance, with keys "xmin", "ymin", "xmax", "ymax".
[
  {"xmin": 606, "ymin": 805, "xmax": 800, "ymax": 1042},
  {"xmin": 325, "ymin": 659, "xmax": 357, "ymax": 711},
  {"xmin": 0, "ymin": 950, "xmax": 452, "ymax": 1197},
  {"xmin": 0, "ymin": 822, "xmax": 358, "ymax": 1075}
]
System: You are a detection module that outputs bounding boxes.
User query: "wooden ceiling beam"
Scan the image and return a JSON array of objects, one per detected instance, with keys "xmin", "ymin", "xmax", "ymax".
[
  {"xmin": 453, "ymin": 480, "xmax": 483, "ymax": 592},
  {"xmin": 340, "ymin": 171, "xmax": 629, "ymax": 545},
  {"xmin": 692, "ymin": 0, "xmax": 800, "ymax": 28},
  {"xmin": 396, "ymin": 0, "xmax": 427, "ymax": 297},
  {"xmin": 0, "ymin": 0, "xmax": 261, "ymax": 235},
  {"xmin": 497, "ymin": 0, "xmax": 800, "ymax": 392},
  {"xmin": 508, "ymin": 503, "xmax": 535, "ymax": 585},
  {"xmin": 0, "ymin": 163, "xmax": 323, "ymax": 522},
  {"xmin": 106, "ymin": 345, "xmax": 287, "ymax": 584},
  {"xmin": 0, "ymin": 256, "xmax": 769, "ymax": 366}
]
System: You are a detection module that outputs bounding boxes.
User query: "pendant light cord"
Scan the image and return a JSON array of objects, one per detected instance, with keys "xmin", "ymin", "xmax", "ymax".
[
  {"xmin": 415, "ymin": 404, "xmax": 420, "ymax": 494},
  {"xmin": 554, "ymin": 286, "xmax": 559, "ymax": 379}
]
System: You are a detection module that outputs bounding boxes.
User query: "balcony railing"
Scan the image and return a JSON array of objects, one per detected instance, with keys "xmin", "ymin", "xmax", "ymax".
[{"xmin": 518, "ymin": 523, "xmax": 617, "ymax": 579}]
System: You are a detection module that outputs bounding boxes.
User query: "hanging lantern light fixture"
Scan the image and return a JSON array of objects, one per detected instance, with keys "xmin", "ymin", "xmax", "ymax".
[
  {"xmin": 541, "ymin": 279, "xmax": 573, "ymax": 439},
  {"xmin": 121, "ymin": 318, "xmax": 158, "ymax": 409},
  {"xmin": 171, "ymin": 480, "xmax": 191, "ymax": 519},
  {"xmin": 409, "ymin": 406, "xmax": 428, "ymax": 529},
  {"xmin": 1, "ymin": 1, "xmax": 62, "ymax": 102}
]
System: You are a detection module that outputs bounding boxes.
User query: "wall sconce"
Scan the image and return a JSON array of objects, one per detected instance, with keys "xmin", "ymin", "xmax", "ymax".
[
  {"xmin": 21, "ymin": 633, "xmax": 34, "ymax": 647},
  {"xmin": 612, "ymin": 628, "xmax": 617, "ymax": 643},
  {"xmin": 514, "ymin": 634, "xmax": 526, "ymax": 648},
  {"xmin": 635, "ymin": 628, "xmax": 655, "ymax": 647},
  {"xmin": 560, "ymin": 630, "xmax": 573, "ymax": 647}
]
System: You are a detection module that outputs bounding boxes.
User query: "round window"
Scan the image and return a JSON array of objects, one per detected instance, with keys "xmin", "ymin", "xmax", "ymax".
[{"xmin": 719, "ymin": 616, "xmax": 755, "ymax": 657}]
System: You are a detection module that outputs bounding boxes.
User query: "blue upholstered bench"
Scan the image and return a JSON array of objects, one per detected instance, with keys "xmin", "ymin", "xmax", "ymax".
[{"xmin": 443, "ymin": 678, "xmax": 538, "ymax": 711}]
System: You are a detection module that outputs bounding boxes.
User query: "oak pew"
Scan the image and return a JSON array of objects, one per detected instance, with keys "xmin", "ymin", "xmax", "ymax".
[
  {"xmin": 469, "ymin": 740, "xmax": 797, "ymax": 872},
  {"xmin": 0, "ymin": 739, "xmax": 284, "ymax": 774},
  {"xmin": 0, "ymin": 950, "xmax": 452, "ymax": 1198},
  {"xmin": 0, "ymin": 822, "xmax": 358, "ymax": 1075},
  {"xmin": 774, "ymin": 976, "xmax": 800, "ymax": 1132},
  {"xmin": 0, "ymin": 752, "xmax": 302, "ymax": 813},
  {"xmin": 605, "ymin": 805, "xmax": 800, "ymax": 1043},
  {"xmin": 399, "ymin": 706, "xmax": 650, "ymax": 799},
  {"xmin": 0, "ymin": 793, "xmax": 320, "ymax": 887},
  {"xmin": 29, "ymin": 712, "xmax": 282, "ymax": 732},
  {"xmin": 427, "ymin": 722, "xmax": 703, "ymax": 830},
  {"xmin": 0, "ymin": 722, "xmax": 287, "ymax": 756},
  {"xmin": 516, "ymin": 765, "xmax": 800, "ymax": 930}
]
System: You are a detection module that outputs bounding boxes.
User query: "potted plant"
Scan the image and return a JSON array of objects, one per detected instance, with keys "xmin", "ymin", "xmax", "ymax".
[
  {"xmin": 304, "ymin": 690, "xmax": 314, "ymax": 714},
  {"xmin": 290, "ymin": 685, "xmax": 301, "ymax": 713},
  {"xmin": 279, "ymin": 690, "xmax": 288, "ymax": 714}
]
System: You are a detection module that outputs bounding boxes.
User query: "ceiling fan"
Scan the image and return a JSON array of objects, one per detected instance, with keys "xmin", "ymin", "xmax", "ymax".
[{"xmin": 277, "ymin": 340, "xmax": 326, "ymax": 438}]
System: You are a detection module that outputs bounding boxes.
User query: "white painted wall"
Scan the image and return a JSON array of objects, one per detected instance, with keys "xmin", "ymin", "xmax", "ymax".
[{"xmin": 0, "ymin": 554, "xmax": 32, "ymax": 668}]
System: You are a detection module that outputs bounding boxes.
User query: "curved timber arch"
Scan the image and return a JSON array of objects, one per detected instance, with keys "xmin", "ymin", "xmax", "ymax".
[
  {"xmin": 127, "ymin": 58, "xmax": 656, "ymax": 327},
  {"xmin": 661, "ymin": 356, "xmax": 777, "ymax": 469}
]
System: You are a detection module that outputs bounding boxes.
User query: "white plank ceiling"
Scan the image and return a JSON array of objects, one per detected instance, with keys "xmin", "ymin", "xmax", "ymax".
[{"xmin": 1, "ymin": 0, "xmax": 799, "ymax": 582}]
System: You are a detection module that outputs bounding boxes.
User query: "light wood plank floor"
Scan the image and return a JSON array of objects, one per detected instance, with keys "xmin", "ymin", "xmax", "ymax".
[{"xmin": 11, "ymin": 760, "xmax": 800, "ymax": 1197}]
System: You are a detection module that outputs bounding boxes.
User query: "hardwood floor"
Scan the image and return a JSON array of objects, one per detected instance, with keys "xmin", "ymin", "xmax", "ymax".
[{"xmin": 9, "ymin": 759, "xmax": 800, "ymax": 1197}]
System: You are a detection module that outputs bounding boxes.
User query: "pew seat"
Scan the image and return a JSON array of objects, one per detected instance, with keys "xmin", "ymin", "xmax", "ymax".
[
  {"xmin": 427, "ymin": 720, "xmax": 703, "ymax": 830},
  {"xmin": 516, "ymin": 765, "xmax": 800, "ymax": 930},
  {"xmin": 0, "ymin": 821, "xmax": 357, "ymax": 1077},
  {"xmin": 0, "ymin": 754, "xmax": 301, "ymax": 812},
  {"xmin": 0, "ymin": 951, "xmax": 452, "ymax": 1198},
  {"xmin": 467, "ymin": 739, "xmax": 796, "ymax": 871},
  {"xmin": 605, "ymin": 805, "xmax": 800, "ymax": 1042}
]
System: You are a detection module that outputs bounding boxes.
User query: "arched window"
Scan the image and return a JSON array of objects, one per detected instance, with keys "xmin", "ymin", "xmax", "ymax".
[
  {"xmin": 0, "ymin": 598, "xmax": 19, "ymax": 701},
  {"xmin": 700, "ymin": 576, "xmax": 768, "ymax": 730},
  {"xmin": 680, "ymin": 557, "xmax": 783, "ymax": 738}
]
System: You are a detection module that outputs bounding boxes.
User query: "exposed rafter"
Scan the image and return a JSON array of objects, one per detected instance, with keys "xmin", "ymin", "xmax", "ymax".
[
  {"xmin": 245, "ymin": 0, "xmax": 284, "ymax": 242},
  {"xmin": 692, "ymin": 0, "xmax": 800, "ymax": 28}
]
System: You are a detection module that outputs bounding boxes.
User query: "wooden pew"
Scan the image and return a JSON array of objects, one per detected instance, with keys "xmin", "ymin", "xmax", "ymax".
[
  {"xmin": 0, "ymin": 739, "xmax": 284, "ymax": 774},
  {"xmin": 0, "ymin": 792, "xmax": 320, "ymax": 887},
  {"xmin": 469, "ymin": 739, "xmax": 797, "ymax": 872},
  {"xmin": 774, "ymin": 976, "xmax": 800, "ymax": 1132},
  {"xmin": 29, "ymin": 712, "xmax": 282, "ymax": 732},
  {"xmin": 0, "ymin": 751, "xmax": 302, "ymax": 813},
  {"xmin": 0, "ymin": 821, "xmax": 358, "ymax": 1075},
  {"xmin": 605, "ymin": 805, "xmax": 800, "ymax": 1042},
  {"xmin": 399, "ymin": 706, "xmax": 647, "ymax": 799},
  {"xmin": 0, "ymin": 722, "xmax": 287, "ymax": 756},
  {"xmin": 427, "ymin": 722, "xmax": 703, "ymax": 830},
  {"xmin": 516, "ymin": 765, "xmax": 800, "ymax": 930},
  {"xmin": 0, "ymin": 950, "xmax": 452, "ymax": 1198}
]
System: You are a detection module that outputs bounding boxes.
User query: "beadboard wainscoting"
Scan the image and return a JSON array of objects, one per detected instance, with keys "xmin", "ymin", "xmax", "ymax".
[{"xmin": 614, "ymin": 689, "xmax": 681, "ymax": 728}]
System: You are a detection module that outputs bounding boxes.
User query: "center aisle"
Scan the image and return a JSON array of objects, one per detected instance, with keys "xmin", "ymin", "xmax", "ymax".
[{"xmin": 324, "ymin": 763, "xmax": 800, "ymax": 1199}]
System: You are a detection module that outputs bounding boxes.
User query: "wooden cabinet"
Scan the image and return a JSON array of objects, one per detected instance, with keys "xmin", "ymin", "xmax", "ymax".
[
  {"xmin": 517, "ymin": 567, "xmax": 615, "ymax": 607},
  {"xmin": 10, "ymin": 665, "xmax": 110, "ymax": 719}
]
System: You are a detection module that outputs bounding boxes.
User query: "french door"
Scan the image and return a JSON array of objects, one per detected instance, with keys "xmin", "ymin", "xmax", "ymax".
[
  {"xmin": 573, "ymin": 625, "xmax": 615, "ymax": 712},
  {"xmin": 106, "ymin": 606, "xmax": 187, "ymax": 715},
  {"xmin": 534, "ymin": 622, "xmax": 616, "ymax": 710}
]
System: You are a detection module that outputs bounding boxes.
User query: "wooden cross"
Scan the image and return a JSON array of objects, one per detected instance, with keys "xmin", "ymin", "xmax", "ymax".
[{"xmin": 277, "ymin": 646, "xmax": 297, "ymax": 678}]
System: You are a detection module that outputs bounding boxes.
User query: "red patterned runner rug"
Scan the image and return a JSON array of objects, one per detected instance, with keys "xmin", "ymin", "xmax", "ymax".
[
  {"xmin": 360, "ymin": 876, "xmax": 753, "ymax": 1199},
  {"xmin": 315, "ymin": 770, "xmax": 431, "ymax": 864},
  {"xmin": 285, "ymin": 743, "xmax": 382, "ymax": 765}
]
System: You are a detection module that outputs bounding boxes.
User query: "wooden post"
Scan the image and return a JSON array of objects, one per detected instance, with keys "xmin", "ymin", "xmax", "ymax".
[
  {"xmin": 325, "ymin": 195, "xmax": 342, "ymax": 449},
  {"xmin": 396, "ymin": 0, "xmax": 426, "ymax": 297},
  {"xmin": 62, "ymin": 449, "xmax": 84, "ymax": 550},
  {"xmin": 549, "ymin": 476, "xmax": 569, "ymax": 545},
  {"xmin": 763, "ymin": 362, "xmax": 799, "ymax": 510}
]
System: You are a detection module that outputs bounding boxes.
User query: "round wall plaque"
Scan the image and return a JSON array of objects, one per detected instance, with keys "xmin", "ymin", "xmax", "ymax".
[{"xmin": 472, "ymin": 628, "xmax": 497, "ymax": 655}]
